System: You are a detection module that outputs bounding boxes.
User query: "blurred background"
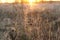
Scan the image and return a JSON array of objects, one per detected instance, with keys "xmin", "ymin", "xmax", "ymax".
[{"xmin": 0, "ymin": 0, "xmax": 60, "ymax": 40}]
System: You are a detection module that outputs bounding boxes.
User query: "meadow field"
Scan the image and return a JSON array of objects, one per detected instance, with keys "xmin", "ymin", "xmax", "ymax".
[{"xmin": 0, "ymin": 2, "xmax": 60, "ymax": 40}]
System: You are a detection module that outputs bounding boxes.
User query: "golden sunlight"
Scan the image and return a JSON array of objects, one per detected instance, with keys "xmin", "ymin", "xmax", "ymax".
[
  {"xmin": 1, "ymin": 0, "xmax": 6, "ymax": 3},
  {"xmin": 29, "ymin": 0, "xmax": 36, "ymax": 3},
  {"xmin": 27, "ymin": 0, "xmax": 42, "ymax": 7},
  {"xmin": 28, "ymin": 0, "xmax": 39, "ymax": 7},
  {"xmin": 28, "ymin": 0, "xmax": 36, "ymax": 7},
  {"xmin": 0, "ymin": 0, "xmax": 60, "ymax": 3},
  {"xmin": 0, "ymin": 0, "xmax": 15, "ymax": 3}
]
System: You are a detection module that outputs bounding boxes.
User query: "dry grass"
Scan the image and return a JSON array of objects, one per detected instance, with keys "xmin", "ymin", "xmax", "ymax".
[{"xmin": 0, "ymin": 2, "xmax": 60, "ymax": 40}]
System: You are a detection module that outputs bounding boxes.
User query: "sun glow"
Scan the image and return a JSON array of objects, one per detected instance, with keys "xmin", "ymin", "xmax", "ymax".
[
  {"xmin": 28, "ymin": 0, "xmax": 40, "ymax": 7},
  {"xmin": 0, "ymin": 0, "xmax": 60, "ymax": 3},
  {"xmin": 1, "ymin": 0, "xmax": 6, "ymax": 3},
  {"xmin": 29, "ymin": 0, "xmax": 36, "ymax": 3},
  {"xmin": 0, "ymin": 0, "xmax": 15, "ymax": 3},
  {"xmin": 28, "ymin": 0, "xmax": 37, "ymax": 7}
]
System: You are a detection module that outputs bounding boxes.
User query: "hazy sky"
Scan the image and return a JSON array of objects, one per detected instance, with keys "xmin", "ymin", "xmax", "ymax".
[{"xmin": 0, "ymin": 0, "xmax": 60, "ymax": 3}]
